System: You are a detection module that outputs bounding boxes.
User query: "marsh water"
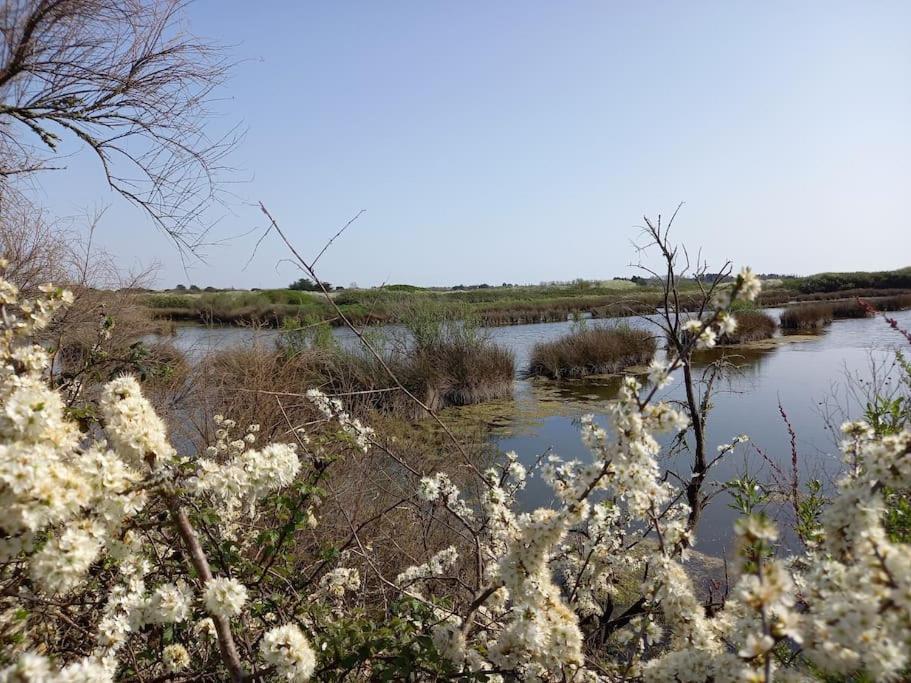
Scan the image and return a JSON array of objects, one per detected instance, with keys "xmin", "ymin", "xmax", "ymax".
[{"xmin": 162, "ymin": 309, "xmax": 911, "ymax": 555}]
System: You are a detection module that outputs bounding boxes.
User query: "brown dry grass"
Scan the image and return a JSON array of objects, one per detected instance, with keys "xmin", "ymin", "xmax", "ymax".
[
  {"xmin": 720, "ymin": 311, "xmax": 778, "ymax": 344},
  {"xmin": 779, "ymin": 303, "xmax": 834, "ymax": 330},
  {"xmin": 528, "ymin": 325, "xmax": 656, "ymax": 379}
]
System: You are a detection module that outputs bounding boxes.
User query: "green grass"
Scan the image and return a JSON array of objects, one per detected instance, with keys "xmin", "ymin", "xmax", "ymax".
[
  {"xmin": 142, "ymin": 268, "xmax": 911, "ymax": 329},
  {"xmin": 788, "ymin": 266, "xmax": 911, "ymax": 293}
]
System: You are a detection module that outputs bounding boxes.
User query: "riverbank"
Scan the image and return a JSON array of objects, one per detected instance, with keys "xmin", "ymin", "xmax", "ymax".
[{"xmin": 141, "ymin": 278, "xmax": 911, "ymax": 329}]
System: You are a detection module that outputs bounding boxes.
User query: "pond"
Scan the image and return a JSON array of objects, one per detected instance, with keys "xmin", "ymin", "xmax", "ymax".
[{"xmin": 161, "ymin": 309, "xmax": 911, "ymax": 556}]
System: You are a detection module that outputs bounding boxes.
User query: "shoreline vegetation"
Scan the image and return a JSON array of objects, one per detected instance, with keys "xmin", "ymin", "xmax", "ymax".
[
  {"xmin": 140, "ymin": 268, "xmax": 911, "ymax": 330},
  {"xmin": 207, "ymin": 305, "xmax": 517, "ymax": 416},
  {"xmin": 780, "ymin": 303, "xmax": 835, "ymax": 331},
  {"xmin": 718, "ymin": 310, "xmax": 778, "ymax": 344}
]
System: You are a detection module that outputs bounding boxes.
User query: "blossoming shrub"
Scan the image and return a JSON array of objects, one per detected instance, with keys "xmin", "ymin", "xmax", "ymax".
[{"xmin": 2, "ymin": 263, "xmax": 911, "ymax": 682}]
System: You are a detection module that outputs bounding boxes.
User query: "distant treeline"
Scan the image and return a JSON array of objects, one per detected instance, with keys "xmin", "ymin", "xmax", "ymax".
[{"xmin": 793, "ymin": 268, "xmax": 911, "ymax": 293}]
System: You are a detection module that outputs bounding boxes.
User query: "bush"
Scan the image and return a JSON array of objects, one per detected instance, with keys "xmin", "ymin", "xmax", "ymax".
[
  {"xmin": 528, "ymin": 325, "xmax": 656, "ymax": 379},
  {"xmin": 795, "ymin": 267, "xmax": 911, "ymax": 293}
]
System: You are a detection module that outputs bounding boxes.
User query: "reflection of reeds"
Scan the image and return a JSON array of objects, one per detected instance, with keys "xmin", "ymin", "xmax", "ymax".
[
  {"xmin": 780, "ymin": 303, "xmax": 834, "ymax": 331},
  {"xmin": 528, "ymin": 326, "xmax": 656, "ymax": 379}
]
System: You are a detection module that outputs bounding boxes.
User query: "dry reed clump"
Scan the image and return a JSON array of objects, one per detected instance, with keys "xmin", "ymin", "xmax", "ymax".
[
  {"xmin": 528, "ymin": 325, "xmax": 656, "ymax": 379},
  {"xmin": 796, "ymin": 287, "xmax": 911, "ymax": 302},
  {"xmin": 829, "ymin": 299, "xmax": 873, "ymax": 319},
  {"xmin": 868, "ymin": 293, "xmax": 911, "ymax": 312},
  {"xmin": 199, "ymin": 335, "xmax": 514, "ymax": 425},
  {"xmin": 718, "ymin": 311, "xmax": 778, "ymax": 344},
  {"xmin": 401, "ymin": 338, "xmax": 515, "ymax": 410},
  {"xmin": 780, "ymin": 294, "xmax": 910, "ymax": 325},
  {"xmin": 779, "ymin": 303, "xmax": 834, "ymax": 331}
]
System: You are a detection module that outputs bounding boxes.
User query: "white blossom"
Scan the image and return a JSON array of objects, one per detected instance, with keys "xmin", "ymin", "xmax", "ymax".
[
  {"xmin": 203, "ymin": 577, "xmax": 248, "ymax": 618},
  {"xmin": 259, "ymin": 624, "xmax": 317, "ymax": 682}
]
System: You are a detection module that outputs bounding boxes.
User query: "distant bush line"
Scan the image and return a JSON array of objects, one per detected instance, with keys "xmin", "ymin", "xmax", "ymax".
[{"xmin": 141, "ymin": 268, "xmax": 911, "ymax": 329}]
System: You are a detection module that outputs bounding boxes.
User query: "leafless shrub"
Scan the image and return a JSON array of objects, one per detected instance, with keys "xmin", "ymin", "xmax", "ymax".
[{"xmin": 0, "ymin": 0, "xmax": 236, "ymax": 248}]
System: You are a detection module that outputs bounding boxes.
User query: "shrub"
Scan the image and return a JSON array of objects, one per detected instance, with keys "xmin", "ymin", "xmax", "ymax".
[
  {"xmin": 208, "ymin": 308, "xmax": 515, "ymax": 419},
  {"xmin": 796, "ymin": 267, "xmax": 911, "ymax": 293},
  {"xmin": 528, "ymin": 325, "xmax": 656, "ymax": 379}
]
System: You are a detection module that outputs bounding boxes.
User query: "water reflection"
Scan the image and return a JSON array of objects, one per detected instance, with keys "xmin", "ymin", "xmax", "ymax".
[{"xmin": 490, "ymin": 311, "xmax": 911, "ymax": 556}]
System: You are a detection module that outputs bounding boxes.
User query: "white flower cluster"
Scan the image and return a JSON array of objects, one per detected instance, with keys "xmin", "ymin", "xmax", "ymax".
[
  {"xmin": 259, "ymin": 624, "xmax": 317, "ymax": 682},
  {"xmin": 100, "ymin": 376, "xmax": 176, "ymax": 469},
  {"xmin": 306, "ymin": 388, "xmax": 374, "ymax": 452},
  {"xmin": 0, "ymin": 280, "xmax": 153, "ymax": 597},
  {"xmin": 203, "ymin": 576, "xmax": 248, "ymax": 618},
  {"xmin": 682, "ymin": 267, "xmax": 763, "ymax": 350},
  {"xmin": 0, "ymin": 275, "xmax": 312, "ymax": 681},
  {"xmin": 316, "ymin": 567, "xmax": 361, "ymax": 600},
  {"xmin": 417, "ymin": 472, "xmax": 475, "ymax": 520},
  {"xmin": 395, "ymin": 546, "xmax": 459, "ymax": 591},
  {"xmin": 193, "ymin": 441, "xmax": 300, "ymax": 519}
]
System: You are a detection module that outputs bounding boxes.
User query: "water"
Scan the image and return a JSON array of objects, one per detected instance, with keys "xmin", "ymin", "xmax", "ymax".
[{"xmin": 161, "ymin": 310, "xmax": 911, "ymax": 555}]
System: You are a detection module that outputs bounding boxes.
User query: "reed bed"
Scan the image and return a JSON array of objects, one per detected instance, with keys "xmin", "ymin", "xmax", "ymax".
[
  {"xmin": 402, "ymin": 337, "xmax": 515, "ymax": 409},
  {"xmin": 203, "ymin": 334, "xmax": 514, "ymax": 419},
  {"xmin": 719, "ymin": 311, "xmax": 778, "ymax": 344},
  {"xmin": 868, "ymin": 293, "xmax": 911, "ymax": 312},
  {"xmin": 801, "ymin": 294, "xmax": 911, "ymax": 321},
  {"xmin": 779, "ymin": 303, "xmax": 834, "ymax": 331},
  {"xmin": 145, "ymin": 283, "xmax": 911, "ymax": 331},
  {"xmin": 795, "ymin": 288, "xmax": 911, "ymax": 303},
  {"xmin": 829, "ymin": 299, "xmax": 872, "ymax": 319},
  {"xmin": 528, "ymin": 326, "xmax": 656, "ymax": 379}
]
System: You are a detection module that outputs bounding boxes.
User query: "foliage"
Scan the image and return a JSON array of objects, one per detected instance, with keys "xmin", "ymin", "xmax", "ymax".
[
  {"xmin": 289, "ymin": 278, "xmax": 330, "ymax": 292},
  {"xmin": 794, "ymin": 267, "xmax": 911, "ymax": 293}
]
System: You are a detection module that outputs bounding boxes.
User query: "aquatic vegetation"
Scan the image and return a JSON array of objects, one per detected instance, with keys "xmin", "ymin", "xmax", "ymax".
[
  {"xmin": 713, "ymin": 310, "xmax": 778, "ymax": 344},
  {"xmin": 780, "ymin": 302, "xmax": 835, "ymax": 330},
  {"xmin": 527, "ymin": 325, "xmax": 657, "ymax": 379}
]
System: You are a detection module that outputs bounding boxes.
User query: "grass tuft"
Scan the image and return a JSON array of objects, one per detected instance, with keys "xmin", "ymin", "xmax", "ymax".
[
  {"xmin": 779, "ymin": 304, "xmax": 834, "ymax": 331},
  {"xmin": 720, "ymin": 311, "xmax": 778, "ymax": 344},
  {"xmin": 528, "ymin": 325, "xmax": 656, "ymax": 379}
]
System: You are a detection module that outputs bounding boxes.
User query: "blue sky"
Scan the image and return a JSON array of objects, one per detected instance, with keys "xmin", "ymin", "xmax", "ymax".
[{"xmin": 35, "ymin": 1, "xmax": 911, "ymax": 288}]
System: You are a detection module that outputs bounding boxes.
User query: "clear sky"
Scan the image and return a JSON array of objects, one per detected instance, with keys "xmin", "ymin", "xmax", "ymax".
[{"xmin": 34, "ymin": 1, "xmax": 911, "ymax": 289}]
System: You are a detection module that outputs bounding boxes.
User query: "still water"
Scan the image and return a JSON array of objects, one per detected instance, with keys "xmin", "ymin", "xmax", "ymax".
[{"xmin": 164, "ymin": 310, "xmax": 911, "ymax": 555}]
